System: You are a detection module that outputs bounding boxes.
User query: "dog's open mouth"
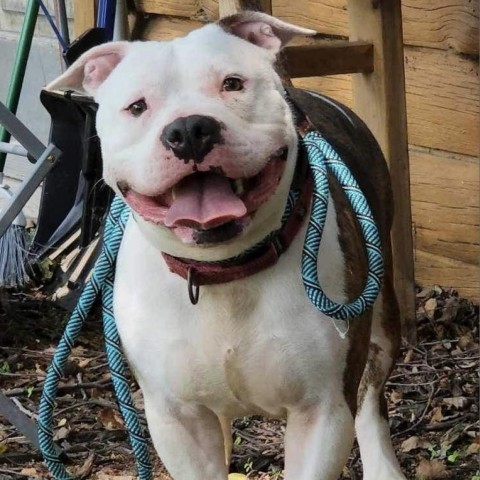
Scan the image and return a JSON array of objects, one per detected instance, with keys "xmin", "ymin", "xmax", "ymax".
[{"xmin": 119, "ymin": 147, "xmax": 288, "ymax": 245}]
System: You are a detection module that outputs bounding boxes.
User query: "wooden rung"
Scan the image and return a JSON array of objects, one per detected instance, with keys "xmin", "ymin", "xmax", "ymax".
[{"xmin": 284, "ymin": 40, "xmax": 373, "ymax": 78}]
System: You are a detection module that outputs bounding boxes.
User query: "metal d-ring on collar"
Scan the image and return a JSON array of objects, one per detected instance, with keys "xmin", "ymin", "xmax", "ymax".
[{"xmin": 187, "ymin": 267, "xmax": 200, "ymax": 304}]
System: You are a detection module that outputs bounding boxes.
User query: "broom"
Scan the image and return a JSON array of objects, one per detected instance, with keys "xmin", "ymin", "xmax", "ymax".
[
  {"xmin": 0, "ymin": 0, "xmax": 39, "ymax": 287},
  {"xmin": 0, "ymin": 174, "xmax": 29, "ymax": 287}
]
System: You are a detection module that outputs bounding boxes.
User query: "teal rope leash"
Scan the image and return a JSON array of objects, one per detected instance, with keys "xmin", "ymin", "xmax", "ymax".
[
  {"xmin": 38, "ymin": 132, "xmax": 383, "ymax": 479},
  {"xmin": 38, "ymin": 196, "xmax": 152, "ymax": 480},
  {"xmin": 301, "ymin": 131, "xmax": 383, "ymax": 320}
]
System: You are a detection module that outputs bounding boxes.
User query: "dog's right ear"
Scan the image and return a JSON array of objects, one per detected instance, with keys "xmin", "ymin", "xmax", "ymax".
[{"xmin": 45, "ymin": 41, "xmax": 130, "ymax": 96}]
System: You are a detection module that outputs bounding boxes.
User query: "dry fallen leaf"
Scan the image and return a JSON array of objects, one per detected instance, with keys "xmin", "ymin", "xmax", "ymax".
[
  {"xmin": 429, "ymin": 406, "xmax": 444, "ymax": 424},
  {"xmin": 467, "ymin": 441, "xmax": 480, "ymax": 455},
  {"xmin": 390, "ymin": 389, "xmax": 403, "ymax": 404},
  {"xmin": 424, "ymin": 298, "xmax": 437, "ymax": 320},
  {"xmin": 415, "ymin": 459, "xmax": 447, "ymax": 479},
  {"xmin": 53, "ymin": 426, "xmax": 69, "ymax": 441},
  {"xmin": 442, "ymin": 396, "xmax": 469, "ymax": 410},
  {"xmin": 404, "ymin": 349, "xmax": 415, "ymax": 363},
  {"xmin": 20, "ymin": 468, "xmax": 41, "ymax": 478},
  {"xmin": 98, "ymin": 407, "xmax": 124, "ymax": 430},
  {"xmin": 400, "ymin": 435, "xmax": 433, "ymax": 453},
  {"xmin": 458, "ymin": 334, "xmax": 475, "ymax": 351}
]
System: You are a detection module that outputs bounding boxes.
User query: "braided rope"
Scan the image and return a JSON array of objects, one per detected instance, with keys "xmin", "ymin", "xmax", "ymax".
[
  {"xmin": 38, "ymin": 196, "xmax": 153, "ymax": 480},
  {"xmin": 301, "ymin": 131, "xmax": 383, "ymax": 320},
  {"xmin": 38, "ymin": 131, "xmax": 383, "ymax": 478}
]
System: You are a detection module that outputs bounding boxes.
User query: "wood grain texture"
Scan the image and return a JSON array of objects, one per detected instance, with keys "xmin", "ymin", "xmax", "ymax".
[
  {"xmin": 284, "ymin": 41, "xmax": 373, "ymax": 77},
  {"xmin": 136, "ymin": 0, "xmax": 200, "ymax": 17},
  {"xmin": 142, "ymin": 16, "xmax": 204, "ymax": 40},
  {"xmin": 415, "ymin": 251, "xmax": 479, "ymax": 302},
  {"xmin": 402, "ymin": 0, "xmax": 479, "ymax": 55},
  {"xmin": 270, "ymin": 0, "xmax": 479, "ymax": 54},
  {"xmin": 73, "ymin": 0, "xmax": 95, "ymax": 38},
  {"xmin": 290, "ymin": 46, "xmax": 479, "ymax": 158},
  {"xmin": 404, "ymin": 47, "xmax": 479, "ymax": 157},
  {"xmin": 293, "ymin": 74, "xmax": 353, "ymax": 106},
  {"xmin": 410, "ymin": 148, "xmax": 479, "ymax": 266},
  {"xmin": 218, "ymin": 0, "xmax": 272, "ymax": 16},
  {"xmin": 348, "ymin": 0, "xmax": 415, "ymax": 340}
]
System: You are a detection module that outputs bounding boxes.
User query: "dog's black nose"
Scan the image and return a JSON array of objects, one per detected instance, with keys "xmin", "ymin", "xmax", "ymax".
[{"xmin": 161, "ymin": 115, "xmax": 223, "ymax": 164}]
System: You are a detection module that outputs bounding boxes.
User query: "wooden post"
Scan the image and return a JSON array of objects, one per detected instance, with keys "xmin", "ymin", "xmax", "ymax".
[
  {"xmin": 348, "ymin": 0, "xmax": 416, "ymax": 342},
  {"xmin": 73, "ymin": 0, "xmax": 96, "ymax": 38}
]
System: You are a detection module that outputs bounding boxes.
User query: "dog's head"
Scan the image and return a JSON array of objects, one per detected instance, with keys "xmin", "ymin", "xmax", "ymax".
[{"xmin": 47, "ymin": 12, "xmax": 315, "ymax": 261}]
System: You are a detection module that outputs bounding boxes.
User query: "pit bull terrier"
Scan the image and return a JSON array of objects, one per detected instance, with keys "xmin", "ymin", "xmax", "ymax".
[{"xmin": 47, "ymin": 11, "xmax": 407, "ymax": 480}]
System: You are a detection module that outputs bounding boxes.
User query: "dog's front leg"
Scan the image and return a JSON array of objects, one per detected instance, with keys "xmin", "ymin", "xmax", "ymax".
[
  {"xmin": 143, "ymin": 394, "xmax": 228, "ymax": 480},
  {"xmin": 284, "ymin": 393, "xmax": 354, "ymax": 480}
]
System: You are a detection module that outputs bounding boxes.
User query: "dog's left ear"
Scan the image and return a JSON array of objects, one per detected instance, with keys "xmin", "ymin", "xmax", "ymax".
[{"xmin": 219, "ymin": 11, "xmax": 316, "ymax": 53}]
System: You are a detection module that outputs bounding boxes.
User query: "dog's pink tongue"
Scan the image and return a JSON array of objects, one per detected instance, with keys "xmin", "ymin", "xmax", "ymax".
[{"xmin": 164, "ymin": 173, "xmax": 247, "ymax": 229}]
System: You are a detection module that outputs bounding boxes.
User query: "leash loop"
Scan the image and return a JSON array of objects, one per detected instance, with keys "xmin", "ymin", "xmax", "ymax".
[{"xmin": 301, "ymin": 131, "xmax": 383, "ymax": 321}]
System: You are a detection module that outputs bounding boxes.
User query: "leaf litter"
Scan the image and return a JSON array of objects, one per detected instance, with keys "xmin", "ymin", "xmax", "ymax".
[{"xmin": 0, "ymin": 284, "xmax": 478, "ymax": 479}]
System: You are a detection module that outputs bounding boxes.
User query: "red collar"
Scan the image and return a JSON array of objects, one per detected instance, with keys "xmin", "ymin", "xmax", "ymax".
[{"xmin": 162, "ymin": 155, "xmax": 312, "ymax": 301}]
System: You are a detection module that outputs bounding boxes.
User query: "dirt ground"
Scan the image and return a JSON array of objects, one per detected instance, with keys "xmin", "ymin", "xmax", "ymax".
[{"xmin": 0, "ymin": 284, "xmax": 478, "ymax": 480}]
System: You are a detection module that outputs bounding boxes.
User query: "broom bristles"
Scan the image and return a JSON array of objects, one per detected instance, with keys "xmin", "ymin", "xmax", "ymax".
[{"xmin": 0, "ymin": 224, "xmax": 29, "ymax": 287}]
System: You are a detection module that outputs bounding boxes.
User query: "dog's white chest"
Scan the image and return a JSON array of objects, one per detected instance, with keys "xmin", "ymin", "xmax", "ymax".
[{"xmin": 114, "ymin": 216, "xmax": 349, "ymax": 418}]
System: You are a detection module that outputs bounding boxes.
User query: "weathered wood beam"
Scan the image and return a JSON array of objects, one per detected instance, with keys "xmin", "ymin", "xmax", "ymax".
[
  {"xmin": 285, "ymin": 40, "xmax": 373, "ymax": 77},
  {"xmin": 348, "ymin": 0, "xmax": 416, "ymax": 342}
]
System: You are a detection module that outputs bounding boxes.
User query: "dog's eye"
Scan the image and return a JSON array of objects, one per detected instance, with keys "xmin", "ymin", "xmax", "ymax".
[
  {"xmin": 222, "ymin": 77, "xmax": 244, "ymax": 92},
  {"xmin": 127, "ymin": 99, "xmax": 148, "ymax": 117}
]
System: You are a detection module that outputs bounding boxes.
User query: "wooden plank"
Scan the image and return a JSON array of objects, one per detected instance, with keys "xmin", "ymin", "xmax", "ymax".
[
  {"xmin": 404, "ymin": 47, "xmax": 479, "ymax": 158},
  {"xmin": 410, "ymin": 148, "xmax": 479, "ymax": 266},
  {"xmin": 293, "ymin": 74, "xmax": 353, "ymax": 107},
  {"xmin": 348, "ymin": 0, "xmax": 415, "ymax": 341},
  {"xmin": 415, "ymin": 250, "xmax": 479, "ymax": 303},
  {"xmin": 135, "ymin": 0, "xmax": 200, "ymax": 17},
  {"xmin": 203, "ymin": 0, "xmax": 272, "ymax": 18},
  {"xmin": 284, "ymin": 41, "xmax": 373, "ymax": 77},
  {"xmin": 290, "ymin": 45, "xmax": 479, "ymax": 158},
  {"xmin": 271, "ymin": 0, "xmax": 479, "ymax": 55},
  {"xmin": 402, "ymin": 0, "xmax": 479, "ymax": 55},
  {"xmin": 142, "ymin": 16, "xmax": 204, "ymax": 40},
  {"xmin": 73, "ymin": 0, "xmax": 95, "ymax": 38},
  {"xmin": 219, "ymin": 0, "xmax": 272, "ymax": 16}
]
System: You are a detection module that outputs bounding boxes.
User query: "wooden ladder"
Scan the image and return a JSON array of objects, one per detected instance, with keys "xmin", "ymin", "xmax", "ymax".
[{"xmin": 220, "ymin": 0, "xmax": 415, "ymax": 342}]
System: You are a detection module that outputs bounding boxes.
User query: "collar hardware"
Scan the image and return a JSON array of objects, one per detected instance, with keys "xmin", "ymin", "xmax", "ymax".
[{"xmin": 187, "ymin": 267, "xmax": 200, "ymax": 305}]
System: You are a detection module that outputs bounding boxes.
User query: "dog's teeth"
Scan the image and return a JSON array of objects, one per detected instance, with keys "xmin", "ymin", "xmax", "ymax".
[
  {"xmin": 172, "ymin": 186, "xmax": 177, "ymax": 200},
  {"xmin": 233, "ymin": 179, "xmax": 244, "ymax": 195}
]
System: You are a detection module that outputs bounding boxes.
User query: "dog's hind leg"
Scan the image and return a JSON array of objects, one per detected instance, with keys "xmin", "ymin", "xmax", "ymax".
[
  {"xmin": 143, "ymin": 394, "xmax": 228, "ymax": 480},
  {"xmin": 284, "ymin": 392, "xmax": 355, "ymax": 480},
  {"xmin": 355, "ymin": 269, "xmax": 407, "ymax": 480}
]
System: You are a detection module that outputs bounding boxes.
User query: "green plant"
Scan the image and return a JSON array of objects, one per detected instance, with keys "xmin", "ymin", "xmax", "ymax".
[
  {"xmin": 26, "ymin": 385, "xmax": 34, "ymax": 398},
  {"xmin": 244, "ymin": 458, "xmax": 253, "ymax": 474},
  {"xmin": 268, "ymin": 465, "xmax": 283, "ymax": 479},
  {"xmin": 447, "ymin": 450, "xmax": 460, "ymax": 463},
  {"xmin": 428, "ymin": 445, "xmax": 440, "ymax": 459},
  {"xmin": 234, "ymin": 435, "xmax": 242, "ymax": 446},
  {"xmin": 471, "ymin": 471, "xmax": 480, "ymax": 480},
  {"xmin": 0, "ymin": 361, "xmax": 10, "ymax": 373}
]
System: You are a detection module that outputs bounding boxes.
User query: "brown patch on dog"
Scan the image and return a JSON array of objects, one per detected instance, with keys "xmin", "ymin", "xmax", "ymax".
[
  {"xmin": 328, "ymin": 176, "xmax": 372, "ymax": 416},
  {"xmin": 286, "ymin": 87, "xmax": 402, "ymax": 419}
]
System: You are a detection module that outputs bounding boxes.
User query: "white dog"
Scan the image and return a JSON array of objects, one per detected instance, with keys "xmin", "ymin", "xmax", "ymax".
[{"xmin": 48, "ymin": 11, "xmax": 407, "ymax": 480}]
